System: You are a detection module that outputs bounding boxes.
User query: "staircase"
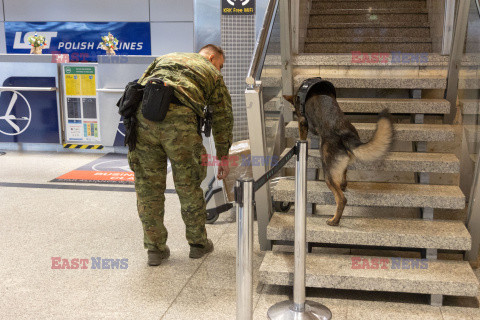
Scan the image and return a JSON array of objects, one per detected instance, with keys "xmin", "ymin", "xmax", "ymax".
[
  {"xmin": 257, "ymin": 52, "xmax": 479, "ymax": 305},
  {"xmin": 305, "ymin": 0, "xmax": 433, "ymax": 53}
]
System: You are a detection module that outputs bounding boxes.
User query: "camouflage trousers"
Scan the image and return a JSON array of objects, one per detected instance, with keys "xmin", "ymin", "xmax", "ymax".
[{"xmin": 128, "ymin": 104, "xmax": 208, "ymax": 252}]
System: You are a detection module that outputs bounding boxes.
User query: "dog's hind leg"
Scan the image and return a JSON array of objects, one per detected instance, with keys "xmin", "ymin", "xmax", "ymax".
[
  {"xmin": 326, "ymin": 178, "xmax": 347, "ymax": 226},
  {"xmin": 325, "ymin": 154, "xmax": 349, "ymax": 226},
  {"xmin": 340, "ymin": 169, "xmax": 348, "ymax": 191},
  {"xmin": 340, "ymin": 153, "xmax": 355, "ymax": 191}
]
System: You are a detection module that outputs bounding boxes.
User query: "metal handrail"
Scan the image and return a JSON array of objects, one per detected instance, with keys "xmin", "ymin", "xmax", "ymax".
[
  {"xmin": 246, "ymin": 0, "xmax": 279, "ymax": 85},
  {"xmin": 96, "ymin": 88, "xmax": 124, "ymax": 93},
  {"xmin": 0, "ymin": 86, "xmax": 57, "ymax": 91}
]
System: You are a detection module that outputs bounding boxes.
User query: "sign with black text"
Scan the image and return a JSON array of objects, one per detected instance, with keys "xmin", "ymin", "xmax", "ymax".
[
  {"xmin": 222, "ymin": 0, "xmax": 255, "ymax": 15},
  {"xmin": 5, "ymin": 22, "xmax": 151, "ymax": 62}
]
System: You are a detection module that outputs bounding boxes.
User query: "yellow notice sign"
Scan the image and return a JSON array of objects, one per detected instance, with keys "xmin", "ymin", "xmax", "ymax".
[
  {"xmin": 81, "ymin": 74, "xmax": 96, "ymax": 96},
  {"xmin": 64, "ymin": 66, "xmax": 96, "ymax": 96},
  {"xmin": 65, "ymin": 74, "xmax": 81, "ymax": 96}
]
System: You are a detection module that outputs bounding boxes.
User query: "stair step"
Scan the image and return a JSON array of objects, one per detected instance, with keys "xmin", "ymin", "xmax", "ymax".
[
  {"xmin": 305, "ymin": 42, "xmax": 432, "ymax": 54},
  {"xmin": 306, "ymin": 37, "xmax": 431, "ymax": 44},
  {"xmin": 273, "ymin": 180, "xmax": 465, "ymax": 209},
  {"xmin": 266, "ymin": 97, "xmax": 449, "ymax": 114},
  {"xmin": 264, "ymin": 98, "xmax": 282, "ymax": 112},
  {"xmin": 307, "ymin": 27, "xmax": 431, "ymax": 38},
  {"xmin": 312, "ymin": 0, "xmax": 425, "ymax": 3},
  {"xmin": 264, "ymin": 53, "xmax": 449, "ymax": 67},
  {"xmin": 310, "ymin": 8, "xmax": 429, "ymax": 15},
  {"xmin": 312, "ymin": 1, "xmax": 426, "ymax": 10},
  {"xmin": 312, "ymin": 0, "xmax": 424, "ymax": 1},
  {"xmin": 280, "ymin": 149, "xmax": 460, "ymax": 173},
  {"xmin": 280, "ymin": 122, "xmax": 455, "ymax": 142},
  {"xmin": 259, "ymin": 252, "xmax": 479, "ymax": 296},
  {"xmin": 261, "ymin": 76, "xmax": 447, "ymax": 89},
  {"xmin": 268, "ymin": 212, "xmax": 471, "ymax": 250},
  {"xmin": 461, "ymin": 99, "xmax": 480, "ymax": 114},
  {"xmin": 309, "ymin": 14, "xmax": 428, "ymax": 25},
  {"xmin": 459, "ymin": 78, "xmax": 480, "ymax": 89},
  {"xmin": 308, "ymin": 22, "xmax": 430, "ymax": 29}
]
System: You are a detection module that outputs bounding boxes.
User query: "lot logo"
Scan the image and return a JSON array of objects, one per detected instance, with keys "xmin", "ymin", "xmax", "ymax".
[
  {"xmin": 0, "ymin": 90, "xmax": 32, "ymax": 136},
  {"xmin": 13, "ymin": 32, "xmax": 57, "ymax": 49}
]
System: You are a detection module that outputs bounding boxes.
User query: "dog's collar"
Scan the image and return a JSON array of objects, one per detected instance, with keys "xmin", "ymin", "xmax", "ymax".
[{"xmin": 297, "ymin": 77, "xmax": 337, "ymax": 117}]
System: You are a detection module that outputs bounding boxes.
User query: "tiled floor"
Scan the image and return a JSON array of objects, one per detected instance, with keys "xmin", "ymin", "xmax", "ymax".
[{"xmin": 1, "ymin": 151, "xmax": 479, "ymax": 319}]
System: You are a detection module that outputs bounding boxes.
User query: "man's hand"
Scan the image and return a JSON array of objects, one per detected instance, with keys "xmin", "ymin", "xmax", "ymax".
[{"xmin": 217, "ymin": 160, "xmax": 230, "ymax": 180}]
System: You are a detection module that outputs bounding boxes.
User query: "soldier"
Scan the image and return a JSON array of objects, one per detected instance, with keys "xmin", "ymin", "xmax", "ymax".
[{"xmin": 127, "ymin": 44, "xmax": 233, "ymax": 266}]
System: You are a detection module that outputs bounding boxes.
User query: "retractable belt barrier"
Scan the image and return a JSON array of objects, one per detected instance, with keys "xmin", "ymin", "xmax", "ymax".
[{"xmin": 234, "ymin": 140, "xmax": 332, "ymax": 320}]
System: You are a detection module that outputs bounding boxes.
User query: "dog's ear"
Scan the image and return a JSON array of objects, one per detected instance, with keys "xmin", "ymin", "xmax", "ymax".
[{"xmin": 283, "ymin": 95, "xmax": 295, "ymax": 105}]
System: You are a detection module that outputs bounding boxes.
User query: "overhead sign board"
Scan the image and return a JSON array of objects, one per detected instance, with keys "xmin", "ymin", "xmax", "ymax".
[
  {"xmin": 222, "ymin": 0, "xmax": 255, "ymax": 15},
  {"xmin": 5, "ymin": 22, "xmax": 151, "ymax": 62}
]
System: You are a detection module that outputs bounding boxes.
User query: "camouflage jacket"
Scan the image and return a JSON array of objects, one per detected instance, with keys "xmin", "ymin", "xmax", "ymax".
[{"xmin": 138, "ymin": 52, "xmax": 233, "ymax": 159}]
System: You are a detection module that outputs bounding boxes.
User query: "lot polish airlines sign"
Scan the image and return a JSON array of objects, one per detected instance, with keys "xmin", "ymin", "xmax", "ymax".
[{"xmin": 5, "ymin": 22, "xmax": 151, "ymax": 61}]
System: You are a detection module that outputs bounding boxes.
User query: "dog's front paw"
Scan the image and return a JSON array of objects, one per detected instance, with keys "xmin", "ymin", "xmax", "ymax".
[{"xmin": 326, "ymin": 218, "xmax": 339, "ymax": 226}]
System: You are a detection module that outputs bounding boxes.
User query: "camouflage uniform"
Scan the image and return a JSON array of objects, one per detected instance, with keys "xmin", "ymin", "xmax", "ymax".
[{"xmin": 128, "ymin": 53, "xmax": 233, "ymax": 252}]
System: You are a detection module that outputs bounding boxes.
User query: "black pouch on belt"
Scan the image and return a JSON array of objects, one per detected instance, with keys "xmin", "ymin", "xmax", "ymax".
[
  {"xmin": 141, "ymin": 78, "xmax": 174, "ymax": 122},
  {"xmin": 116, "ymin": 80, "xmax": 144, "ymax": 117}
]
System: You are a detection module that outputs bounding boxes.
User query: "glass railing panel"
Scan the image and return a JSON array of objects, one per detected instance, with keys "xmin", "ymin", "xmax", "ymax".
[{"xmin": 460, "ymin": 1, "xmax": 480, "ymax": 164}]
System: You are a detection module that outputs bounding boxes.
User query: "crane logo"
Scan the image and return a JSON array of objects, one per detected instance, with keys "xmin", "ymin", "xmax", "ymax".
[
  {"xmin": 0, "ymin": 90, "xmax": 32, "ymax": 136},
  {"xmin": 118, "ymin": 118, "xmax": 125, "ymax": 137},
  {"xmin": 92, "ymin": 160, "xmax": 132, "ymax": 172}
]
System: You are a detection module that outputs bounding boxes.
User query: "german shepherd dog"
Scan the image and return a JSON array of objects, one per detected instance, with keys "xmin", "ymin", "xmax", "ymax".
[{"xmin": 284, "ymin": 82, "xmax": 394, "ymax": 226}]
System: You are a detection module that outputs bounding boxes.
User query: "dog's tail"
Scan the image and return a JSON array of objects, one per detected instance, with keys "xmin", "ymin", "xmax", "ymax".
[{"xmin": 351, "ymin": 109, "xmax": 394, "ymax": 161}]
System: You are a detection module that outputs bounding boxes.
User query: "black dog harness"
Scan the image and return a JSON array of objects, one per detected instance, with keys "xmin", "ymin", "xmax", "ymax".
[{"xmin": 296, "ymin": 77, "xmax": 337, "ymax": 117}]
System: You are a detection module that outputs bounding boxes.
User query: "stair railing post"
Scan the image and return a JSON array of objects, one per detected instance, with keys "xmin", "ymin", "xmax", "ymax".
[
  {"xmin": 267, "ymin": 140, "xmax": 332, "ymax": 320},
  {"xmin": 236, "ymin": 178, "xmax": 254, "ymax": 320},
  {"xmin": 294, "ymin": 140, "xmax": 308, "ymax": 310}
]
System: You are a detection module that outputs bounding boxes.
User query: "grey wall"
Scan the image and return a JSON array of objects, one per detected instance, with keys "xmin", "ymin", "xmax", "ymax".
[
  {"xmin": 3, "ymin": 0, "xmax": 149, "ymax": 21},
  {"xmin": 0, "ymin": 0, "xmax": 4, "ymax": 53},
  {"xmin": 150, "ymin": 0, "xmax": 194, "ymax": 55},
  {"xmin": 151, "ymin": 22, "xmax": 194, "ymax": 55},
  {"xmin": 0, "ymin": 0, "xmax": 196, "ymax": 55},
  {"xmin": 151, "ymin": 0, "xmax": 194, "ymax": 22}
]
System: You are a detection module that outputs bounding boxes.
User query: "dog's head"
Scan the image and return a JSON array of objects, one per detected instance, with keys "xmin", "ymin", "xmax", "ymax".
[
  {"xmin": 283, "ymin": 94, "xmax": 308, "ymax": 140},
  {"xmin": 283, "ymin": 80, "xmax": 336, "ymax": 118},
  {"xmin": 282, "ymin": 94, "xmax": 301, "ymax": 118}
]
